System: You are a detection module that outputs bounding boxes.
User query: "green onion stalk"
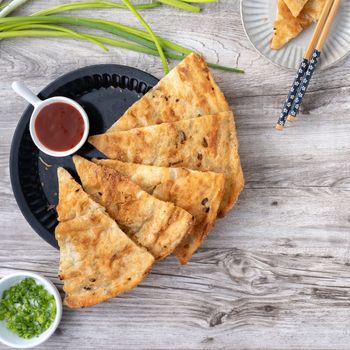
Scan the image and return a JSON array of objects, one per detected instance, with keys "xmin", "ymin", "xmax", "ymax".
[
  {"xmin": 0, "ymin": 15, "xmax": 191, "ymax": 54},
  {"xmin": 33, "ymin": 1, "xmax": 160, "ymax": 16},
  {"xmin": 155, "ymin": 0, "xmax": 218, "ymax": 12},
  {"xmin": 0, "ymin": 29, "xmax": 162, "ymax": 56},
  {"xmin": 121, "ymin": 0, "xmax": 169, "ymax": 73},
  {"xmin": 0, "ymin": 3, "xmax": 244, "ymax": 74},
  {"xmin": 157, "ymin": 0, "xmax": 201, "ymax": 12},
  {"xmin": 0, "ymin": 0, "xmax": 30, "ymax": 18}
]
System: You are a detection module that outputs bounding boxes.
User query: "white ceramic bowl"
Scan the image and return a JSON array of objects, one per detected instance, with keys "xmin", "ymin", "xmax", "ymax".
[
  {"xmin": 0, "ymin": 272, "xmax": 62, "ymax": 348},
  {"xmin": 28, "ymin": 96, "xmax": 90, "ymax": 157},
  {"xmin": 12, "ymin": 81, "xmax": 89, "ymax": 157}
]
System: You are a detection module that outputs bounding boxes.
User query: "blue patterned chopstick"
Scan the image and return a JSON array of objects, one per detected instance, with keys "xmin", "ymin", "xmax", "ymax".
[
  {"xmin": 275, "ymin": 0, "xmax": 337, "ymax": 130},
  {"xmin": 287, "ymin": 50, "xmax": 321, "ymax": 122},
  {"xmin": 275, "ymin": 58, "xmax": 309, "ymax": 129}
]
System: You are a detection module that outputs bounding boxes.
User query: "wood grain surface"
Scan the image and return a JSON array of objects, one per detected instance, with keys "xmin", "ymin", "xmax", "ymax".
[{"xmin": 1, "ymin": 0, "xmax": 350, "ymax": 349}]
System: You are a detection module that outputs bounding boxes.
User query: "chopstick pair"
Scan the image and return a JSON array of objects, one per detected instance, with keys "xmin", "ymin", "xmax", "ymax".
[{"xmin": 275, "ymin": 0, "xmax": 341, "ymax": 130}]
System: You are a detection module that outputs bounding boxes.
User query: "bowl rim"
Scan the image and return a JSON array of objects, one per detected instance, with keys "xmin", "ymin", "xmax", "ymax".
[
  {"xmin": 28, "ymin": 96, "xmax": 90, "ymax": 158},
  {"xmin": 0, "ymin": 271, "xmax": 62, "ymax": 349}
]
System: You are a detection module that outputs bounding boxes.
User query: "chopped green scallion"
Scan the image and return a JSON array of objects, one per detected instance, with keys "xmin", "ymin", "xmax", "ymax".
[{"xmin": 0, "ymin": 278, "xmax": 56, "ymax": 339}]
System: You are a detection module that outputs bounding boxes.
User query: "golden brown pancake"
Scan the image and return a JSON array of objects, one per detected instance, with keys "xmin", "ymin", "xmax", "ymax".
[
  {"xmin": 55, "ymin": 167, "xmax": 154, "ymax": 308},
  {"xmin": 73, "ymin": 156, "xmax": 194, "ymax": 260},
  {"xmin": 284, "ymin": 0, "xmax": 309, "ymax": 17},
  {"xmin": 93, "ymin": 159, "xmax": 225, "ymax": 264},
  {"xmin": 107, "ymin": 53, "xmax": 230, "ymax": 132},
  {"xmin": 89, "ymin": 112, "xmax": 244, "ymax": 217},
  {"xmin": 271, "ymin": 0, "xmax": 326, "ymax": 49}
]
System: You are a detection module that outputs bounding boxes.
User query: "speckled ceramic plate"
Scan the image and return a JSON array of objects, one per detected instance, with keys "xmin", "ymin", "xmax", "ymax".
[{"xmin": 240, "ymin": 0, "xmax": 350, "ymax": 70}]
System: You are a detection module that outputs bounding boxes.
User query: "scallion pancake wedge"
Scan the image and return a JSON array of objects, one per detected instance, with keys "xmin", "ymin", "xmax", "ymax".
[
  {"xmin": 93, "ymin": 159, "xmax": 225, "ymax": 264},
  {"xmin": 55, "ymin": 167, "xmax": 154, "ymax": 308},
  {"xmin": 107, "ymin": 53, "xmax": 230, "ymax": 132},
  {"xmin": 89, "ymin": 112, "xmax": 244, "ymax": 217},
  {"xmin": 73, "ymin": 156, "xmax": 193, "ymax": 260}
]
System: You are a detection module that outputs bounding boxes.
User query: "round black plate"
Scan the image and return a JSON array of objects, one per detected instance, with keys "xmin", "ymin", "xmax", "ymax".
[{"xmin": 10, "ymin": 64, "xmax": 159, "ymax": 249}]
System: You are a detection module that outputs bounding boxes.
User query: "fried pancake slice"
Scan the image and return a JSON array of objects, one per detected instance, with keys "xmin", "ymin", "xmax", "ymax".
[
  {"xmin": 106, "ymin": 53, "xmax": 230, "ymax": 132},
  {"xmin": 55, "ymin": 167, "xmax": 154, "ymax": 308},
  {"xmin": 271, "ymin": 0, "xmax": 326, "ymax": 49},
  {"xmin": 284, "ymin": 0, "xmax": 309, "ymax": 17},
  {"xmin": 89, "ymin": 111, "xmax": 244, "ymax": 217},
  {"xmin": 303, "ymin": 0, "xmax": 327, "ymax": 21},
  {"xmin": 93, "ymin": 159, "xmax": 225, "ymax": 264},
  {"xmin": 73, "ymin": 156, "xmax": 193, "ymax": 260}
]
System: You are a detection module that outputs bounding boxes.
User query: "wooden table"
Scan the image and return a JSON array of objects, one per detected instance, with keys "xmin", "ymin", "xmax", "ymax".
[{"xmin": 1, "ymin": 1, "xmax": 350, "ymax": 349}]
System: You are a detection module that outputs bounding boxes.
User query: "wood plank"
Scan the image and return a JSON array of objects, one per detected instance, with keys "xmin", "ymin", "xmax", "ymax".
[
  {"xmin": 2, "ymin": 247, "xmax": 350, "ymax": 349},
  {"xmin": 0, "ymin": 0, "xmax": 350, "ymax": 348}
]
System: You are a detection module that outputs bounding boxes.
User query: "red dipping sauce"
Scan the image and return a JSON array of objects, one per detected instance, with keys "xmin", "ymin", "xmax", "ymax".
[{"xmin": 35, "ymin": 102, "xmax": 85, "ymax": 152}]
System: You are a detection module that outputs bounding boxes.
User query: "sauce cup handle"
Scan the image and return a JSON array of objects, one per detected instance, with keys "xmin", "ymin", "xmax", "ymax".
[{"xmin": 12, "ymin": 81, "xmax": 42, "ymax": 108}]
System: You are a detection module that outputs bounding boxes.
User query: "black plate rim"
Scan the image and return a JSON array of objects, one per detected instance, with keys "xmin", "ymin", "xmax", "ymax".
[{"xmin": 9, "ymin": 64, "xmax": 159, "ymax": 248}]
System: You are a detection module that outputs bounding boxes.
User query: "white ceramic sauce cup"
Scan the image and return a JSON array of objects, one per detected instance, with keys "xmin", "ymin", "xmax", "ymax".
[
  {"xmin": 12, "ymin": 81, "xmax": 89, "ymax": 157},
  {"xmin": 0, "ymin": 272, "xmax": 63, "ymax": 348}
]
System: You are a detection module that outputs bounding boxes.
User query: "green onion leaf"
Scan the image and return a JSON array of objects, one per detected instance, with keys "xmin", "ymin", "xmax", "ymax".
[
  {"xmin": 0, "ymin": 278, "xmax": 56, "ymax": 339},
  {"xmin": 121, "ymin": 0, "xmax": 169, "ymax": 73},
  {"xmin": 157, "ymin": 0, "xmax": 201, "ymax": 12},
  {"xmin": 32, "ymin": 1, "xmax": 160, "ymax": 17},
  {"xmin": 0, "ymin": 0, "xmax": 30, "ymax": 18}
]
